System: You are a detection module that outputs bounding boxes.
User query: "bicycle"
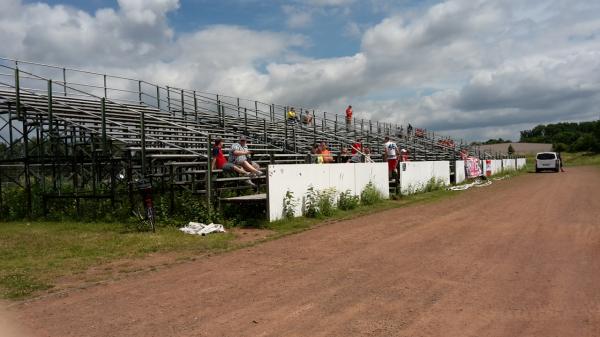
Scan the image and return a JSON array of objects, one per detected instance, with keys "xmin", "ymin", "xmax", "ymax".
[{"xmin": 131, "ymin": 179, "xmax": 156, "ymax": 233}]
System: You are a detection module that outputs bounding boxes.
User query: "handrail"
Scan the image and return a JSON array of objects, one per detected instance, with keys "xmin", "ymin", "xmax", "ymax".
[
  {"xmin": 1, "ymin": 66, "xmax": 208, "ymax": 157},
  {"xmin": 1, "ymin": 56, "xmax": 471, "ymax": 158}
]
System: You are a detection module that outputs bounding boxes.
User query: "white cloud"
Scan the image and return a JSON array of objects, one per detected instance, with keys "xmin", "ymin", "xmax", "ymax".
[
  {"xmin": 304, "ymin": 0, "xmax": 355, "ymax": 7},
  {"xmin": 282, "ymin": 5, "xmax": 313, "ymax": 29}
]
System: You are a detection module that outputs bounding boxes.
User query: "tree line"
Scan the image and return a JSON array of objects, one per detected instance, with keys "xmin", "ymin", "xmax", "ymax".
[{"xmin": 520, "ymin": 120, "xmax": 600, "ymax": 153}]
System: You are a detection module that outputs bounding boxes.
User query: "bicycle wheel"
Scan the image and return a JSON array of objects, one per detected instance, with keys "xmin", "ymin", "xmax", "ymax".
[{"xmin": 145, "ymin": 206, "xmax": 156, "ymax": 233}]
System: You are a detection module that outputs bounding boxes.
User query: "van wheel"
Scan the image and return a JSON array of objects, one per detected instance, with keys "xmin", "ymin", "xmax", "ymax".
[{"xmin": 535, "ymin": 167, "xmax": 540, "ymax": 173}]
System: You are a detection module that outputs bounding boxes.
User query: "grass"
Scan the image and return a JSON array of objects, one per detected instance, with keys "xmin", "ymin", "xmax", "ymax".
[
  {"xmin": 560, "ymin": 152, "xmax": 600, "ymax": 167},
  {"xmin": 0, "ymin": 222, "xmax": 234, "ymax": 299}
]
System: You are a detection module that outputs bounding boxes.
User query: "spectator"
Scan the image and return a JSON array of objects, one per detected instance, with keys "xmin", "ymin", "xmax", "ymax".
[
  {"xmin": 351, "ymin": 138, "xmax": 363, "ymax": 155},
  {"xmin": 302, "ymin": 110, "xmax": 313, "ymax": 125},
  {"xmin": 383, "ymin": 136, "xmax": 399, "ymax": 177},
  {"xmin": 400, "ymin": 149, "xmax": 410, "ymax": 162},
  {"xmin": 348, "ymin": 149, "xmax": 362, "ymax": 163},
  {"xmin": 319, "ymin": 142, "xmax": 335, "ymax": 163},
  {"xmin": 363, "ymin": 147, "xmax": 372, "ymax": 162},
  {"xmin": 340, "ymin": 147, "xmax": 352, "ymax": 163},
  {"xmin": 212, "ymin": 138, "xmax": 255, "ymax": 186},
  {"xmin": 230, "ymin": 136, "xmax": 263, "ymax": 177},
  {"xmin": 287, "ymin": 107, "xmax": 298, "ymax": 123},
  {"xmin": 311, "ymin": 143, "xmax": 324, "ymax": 164},
  {"xmin": 407, "ymin": 123, "xmax": 413, "ymax": 136},
  {"xmin": 345, "ymin": 105, "xmax": 353, "ymax": 130}
]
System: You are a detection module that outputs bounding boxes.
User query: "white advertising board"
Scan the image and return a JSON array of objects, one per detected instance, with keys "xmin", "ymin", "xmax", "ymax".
[
  {"xmin": 398, "ymin": 161, "xmax": 450, "ymax": 195},
  {"xmin": 455, "ymin": 160, "xmax": 466, "ymax": 184},
  {"xmin": 267, "ymin": 163, "xmax": 389, "ymax": 221}
]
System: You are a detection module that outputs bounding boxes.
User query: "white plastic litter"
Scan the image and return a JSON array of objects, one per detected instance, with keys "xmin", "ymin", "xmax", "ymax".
[
  {"xmin": 447, "ymin": 177, "xmax": 492, "ymax": 191},
  {"xmin": 179, "ymin": 222, "xmax": 226, "ymax": 236}
]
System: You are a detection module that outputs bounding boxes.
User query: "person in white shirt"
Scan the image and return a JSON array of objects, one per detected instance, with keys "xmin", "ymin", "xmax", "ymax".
[{"xmin": 383, "ymin": 136, "xmax": 399, "ymax": 177}]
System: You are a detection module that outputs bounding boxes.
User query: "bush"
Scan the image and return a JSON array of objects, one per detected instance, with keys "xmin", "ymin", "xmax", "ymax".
[
  {"xmin": 552, "ymin": 142, "xmax": 568, "ymax": 152},
  {"xmin": 572, "ymin": 134, "xmax": 597, "ymax": 152},
  {"xmin": 360, "ymin": 182, "xmax": 382, "ymax": 205},
  {"xmin": 303, "ymin": 186, "xmax": 319, "ymax": 218},
  {"xmin": 316, "ymin": 188, "xmax": 337, "ymax": 217},
  {"xmin": 282, "ymin": 190, "xmax": 297, "ymax": 219},
  {"xmin": 338, "ymin": 190, "xmax": 359, "ymax": 210},
  {"xmin": 423, "ymin": 178, "xmax": 446, "ymax": 193}
]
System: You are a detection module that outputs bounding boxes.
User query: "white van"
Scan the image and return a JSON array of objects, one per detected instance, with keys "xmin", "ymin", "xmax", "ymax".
[{"xmin": 535, "ymin": 152, "xmax": 560, "ymax": 173}]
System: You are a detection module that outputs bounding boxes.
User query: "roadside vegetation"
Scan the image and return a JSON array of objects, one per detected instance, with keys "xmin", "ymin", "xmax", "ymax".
[{"xmin": 560, "ymin": 152, "xmax": 600, "ymax": 167}]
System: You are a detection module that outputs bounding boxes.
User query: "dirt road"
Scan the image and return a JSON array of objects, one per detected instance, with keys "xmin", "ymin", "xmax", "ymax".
[{"xmin": 11, "ymin": 167, "xmax": 600, "ymax": 337}]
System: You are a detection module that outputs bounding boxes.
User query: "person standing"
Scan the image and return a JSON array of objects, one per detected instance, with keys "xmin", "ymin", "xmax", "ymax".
[
  {"xmin": 345, "ymin": 105, "xmax": 353, "ymax": 131},
  {"xmin": 383, "ymin": 136, "xmax": 399, "ymax": 177}
]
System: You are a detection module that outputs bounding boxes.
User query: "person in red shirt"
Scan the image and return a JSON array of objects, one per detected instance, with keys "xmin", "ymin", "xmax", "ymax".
[
  {"xmin": 345, "ymin": 105, "xmax": 352, "ymax": 130},
  {"xmin": 351, "ymin": 138, "xmax": 362, "ymax": 155},
  {"xmin": 211, "ymin": 138, "xmax": 253, "ymax": 177}
]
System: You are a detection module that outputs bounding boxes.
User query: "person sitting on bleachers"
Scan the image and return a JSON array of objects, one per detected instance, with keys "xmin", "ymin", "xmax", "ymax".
[
  {"xmin": 302, "ymin": 110, "xmax": 313, "ymax": 125},
  {"xmin": 351, "ymin": 138, "xmax": 362, "ymax": 155},
  {"xmin": 319, "ymin": 142, "xmax": 335, "ymax": 163},
  {"xmin": 349, "ymin": 147, "xmax": 373, "ymax": 163},
  {"xmin": 340, "ymin": 147, "xmax": 352, "ymax": 163},
  {"xmin": 311, "ymin": 144, "xmax": 324, "ymax": 164},
  {"xmin": 287, "ymin": 107, "xmax": 298, "ymax": 123},
  {"xmin": 229, "ymin": 136, "xmax": 263, "ymax": 177},
  {"xmin": 212, "ymin": 138, "xmax": 255, "ymax": 186}
]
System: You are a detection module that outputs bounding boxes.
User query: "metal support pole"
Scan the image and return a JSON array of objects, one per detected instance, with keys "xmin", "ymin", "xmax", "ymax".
[
  {"xmin": 103, "ymin": 74, "xmax": 107, "ymax": 98},
  {"xmin": 193, "ymin": 91, "xmax": 198, "ymax": 122},
  {"xmin": 101, "ymin": 98, "xmax": 107, "ymax": 151},
  {"xmin": 22, "ymin": 107, "xmax": 32, "ymax": 218},
  {"xmin": 221, "ymin": 104, "xmax": 227, "ymax": 130},
  {"xmin": 313, "ymin": 117, "xmax": 317, "ymax": 144},
  {"xmin": 255, "ymin": 100, "xmax": 258, "ymax": 118},
  {"xmin": 138, "ymin": 81, "xmax": 142, "ymax": 104},
  {"xmin": 206, "ymin": 134, "xmax": 212, "ymax": 212},
  {"xmin": 263, "ymin": 119, "xmax": 267, "ymax": 143},
  {"xmin": 244, "ymin": 107, "xmax": 248, "ymax": 135},
  {"xmin": 180, "ymin": 89, "xmax": 185, "ymax": 117},
  {"xmin": 140, "ymin": 110, "xmax": 146, "ymax": 177},
  {"xmin": 284, "ymin": 106, "xmax": 288, "ymax": 141},
  {"xmin": 62, "ymin": 68, "xmax": 67, "ymax": 97},
  {"xmin": 156, "ymin": 85, "xmax": 161, "ymax": 110},
  {"xmin": 14, "ymin": 68, "xmax": 21, "ymax": 118},
  {"xmin": 293, "ymin": 127, "xmax": 297, "ymax": 153},
  {"xmin": 166, "ymin": 86, "xmax": 171, "ymax": 113},
  {"xmin": 47, "ymin": 80, "xmax": 53, "ymax": 133},
  {"xmin": 334, "ymin": 115, "xmax": 338, "ymax": 136}
]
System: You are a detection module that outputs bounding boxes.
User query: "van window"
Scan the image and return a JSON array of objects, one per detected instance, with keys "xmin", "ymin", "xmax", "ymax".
[{"xmin": 537, "ymin": 153, "xmax": 556, "ymax": 160}]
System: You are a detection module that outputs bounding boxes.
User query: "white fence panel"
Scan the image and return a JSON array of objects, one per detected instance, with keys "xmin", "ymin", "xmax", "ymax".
[
  {"xmin": 455, "ymin": 160, "xmax": 466, "ymax": 184},
  {"xmin": 399, "ymin": 161, "xmax": 450, "ymax": 194},
  {"xmin": 492, "ymin": 160, "xmax": 503, "ymax": 175},
  {"xmin": 502, "ymin": 159, "xmax": 516, "ymax": 171},
  {"xmin": 267, "ymin": 163, "xmax": 388, "ymax": 221}
]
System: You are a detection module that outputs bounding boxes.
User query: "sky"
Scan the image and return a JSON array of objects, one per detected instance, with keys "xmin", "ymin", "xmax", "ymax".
[{"xmin": 1, "ymin": 0, "xmax": 600, "ymax": 141}]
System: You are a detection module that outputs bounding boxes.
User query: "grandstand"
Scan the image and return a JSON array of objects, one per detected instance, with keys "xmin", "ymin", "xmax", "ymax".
[{"xmin": 0, "ymin": 57, "xmax": 497, "ymax": 217}]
